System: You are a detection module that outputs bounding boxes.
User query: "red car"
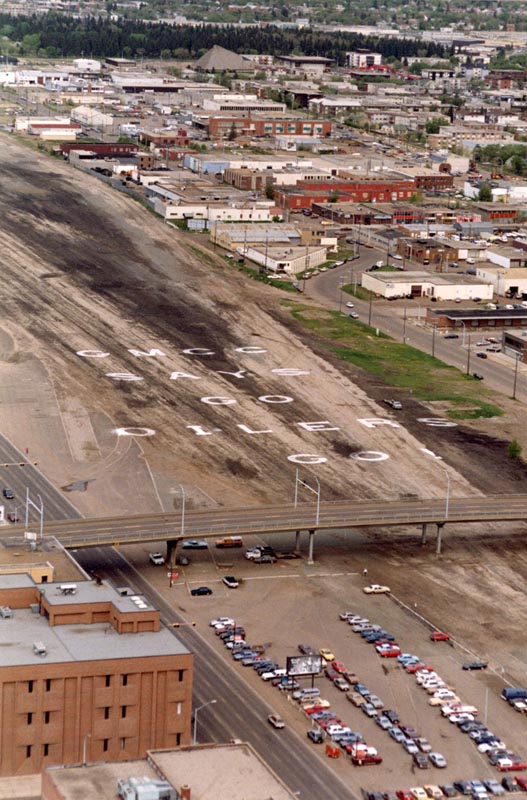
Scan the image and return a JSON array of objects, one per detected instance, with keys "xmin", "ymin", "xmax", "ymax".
[
  {"xmin": 324, "ymin": 667, "xmax": 339, "ymax": 681},
  {"xmin": 515, "ymin": 776, "xmax": 527, "ymax": 789},
  {"xmin": 332, "ymin": 660, "xmax": 347, "ymax": 673},
  {"xmin": 396, "ymin": 791, "xmax": 414, "ymax": 800},
  {"xmin": 430, "ymin": 631, "xmax": 450, "ymax": 642},
  {"xmin": 379, "ymin": 646, "xmax": 401, "ymax": 658},
  {"xmin": 406, "ymin": 663, "xmax": 434, "ymax": 674}
]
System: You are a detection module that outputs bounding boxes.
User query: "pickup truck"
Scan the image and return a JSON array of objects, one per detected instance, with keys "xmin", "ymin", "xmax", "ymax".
[
  {"xmin": 216, "ymin": 536, "xmax": 243, "ymax": 548},
  {"xmin": 384, "ymin": 399, "xmax": 402, "ymax": 410}
]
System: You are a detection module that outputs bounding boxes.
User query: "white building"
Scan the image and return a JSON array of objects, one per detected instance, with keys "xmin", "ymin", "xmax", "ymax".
[
  {"xmin": 346, "ymin": 50, "xmax": 382, "ymax": 68},
  {"xmin": 72, "ymin": 59, "xmax": 101, "ymax": 73},
  {"xmin": 153, "ymin": 199, "xmax": 280, "ymax": 224},
  {"xmin": 244, "ymin": 245, "xmax": 327, "ymax": 275},
  {"xmin": 361, "ymin": 270, "xmax": 493, "ymax": 301}
]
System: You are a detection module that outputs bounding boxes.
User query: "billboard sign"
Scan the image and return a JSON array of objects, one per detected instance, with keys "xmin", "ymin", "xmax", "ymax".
[{"xmin": 286, "ymin": 654, "xmax": 323, "ymax": 676}]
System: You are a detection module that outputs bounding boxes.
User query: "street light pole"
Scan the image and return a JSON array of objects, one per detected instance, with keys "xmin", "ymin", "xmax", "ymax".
[
  {"xmin": 193, "ymin": 699, "xmax": 217, "ymax": 745},
  {"xmin": 368, "ymin": 290, "xmax": 373, "ymax": 326},
  {"xmin": 442, "ymin": 466, "xmax": 451, "ymax": 520},
  {"xmin": 466, "ymin": 332, "xmax": 471, "ymax": 375},
  {"xmin": 179, "ymin": 484, "xmax": 186, "ymax": 538},
  {"xmin": 432, "ymin": 322, "xmax": 436, "ymax": 358},
  {"xmin": 402, "ymin": 305, "xmax": 407, "ymax": 344}
]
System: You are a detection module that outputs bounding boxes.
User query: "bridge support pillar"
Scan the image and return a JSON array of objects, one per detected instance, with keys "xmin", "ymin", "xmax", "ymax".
[
  {"xmin": 421, "ymin": 523, "xmax": 427, "ymax": 545},
  {"xmin": 295, "ymin": 530, "xmax": 301, "ymax": 551},
  {"xmin": 166, "ymin": 539, "xmax": 180, "ymax": 567},
  {"xmin": 435, "ymin": 524, "xmax": 444, "ymax": 555},
  {"xmin": 307, "ymin": 530, "xmax": 316, "ymax": 565}
]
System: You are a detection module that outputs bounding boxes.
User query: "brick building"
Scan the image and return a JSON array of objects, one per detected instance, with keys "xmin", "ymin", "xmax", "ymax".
[
  {"xmin": 275, "ymin": 179, "xmax": 415, "ymax": 211},
  {"xmin": 199, "ymin": 115, "xmax": 332, "ymax": 139},
  {"xmin": 59, "ymin": 143, "xmax": 138, "ymax": 158},
  {"xmin": 0, "ymin": 576, "xmax": 192, "ymax": 776}
]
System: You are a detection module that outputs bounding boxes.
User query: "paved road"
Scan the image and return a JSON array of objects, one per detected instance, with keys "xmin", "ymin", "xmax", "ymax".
[
  {"xmin": 306, "ymin": 248, "xmax": 526, "ymax": 401},
  {"xmin": 0, "ymin": 435, "xmax": 81, "ymax": 523},
  {"xmin": 74, "ymin": 546, "xmax": 358, "ymax": 800},
  {"xmin": 5, "ymin": 494, "xmax": 527, "ymax": 549}
]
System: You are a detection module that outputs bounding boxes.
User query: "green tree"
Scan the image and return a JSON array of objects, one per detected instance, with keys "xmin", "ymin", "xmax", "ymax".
[
  {"xmin": 265, "ymin": 183, "xmax": 275, "ymax": 200},
  {"xmin": 508, "ymin": 439, "xmax": 522, "ymax": 459},
  {"xmin": 511, "ymin": 155, "xmax": 525, "ymax": 176},
  {"xmin": 478, "ymin": 184, "xmax": 493, "ymax": 202},
  {"xmin": 227, "ymin": 123, "xmax": 237, "ymax": 141}
]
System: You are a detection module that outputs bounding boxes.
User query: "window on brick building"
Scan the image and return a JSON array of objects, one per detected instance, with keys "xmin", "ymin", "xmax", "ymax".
[
  {"xmin": 121, "ymin": 706, "xmax": 127, "ymax": 719},
  {"xmin": 105, "ymin": 675, "xmax": 111, "ymax": 687},
  {"xmin": 103, "ymin": 739, "xmax": 109, "ymax": 752},
  {"xmin": 43, "ymin": 744, "xmax": 49, "ymax": 757},
  {"xmin": 104, "ymin": 707, "xmax": 110, "ymax": 720},
  {"xmin": 45, "ymin": 711, "xmax": 50, "ymax": 724},
  {"xmin": 27, "ymin": 713, "xmax": 33, "ymax": 725}
]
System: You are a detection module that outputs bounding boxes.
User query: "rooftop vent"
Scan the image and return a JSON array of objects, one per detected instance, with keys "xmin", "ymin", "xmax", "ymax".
[{"xmin": 33, "ymin": 641, "xmax": 47, "ymax": 657}]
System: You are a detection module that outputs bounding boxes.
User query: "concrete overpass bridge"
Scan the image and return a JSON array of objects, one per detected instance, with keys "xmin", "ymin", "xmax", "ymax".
[{"xmin": 9, "ymin": 494, "xmax": 527, "ymax": 561}]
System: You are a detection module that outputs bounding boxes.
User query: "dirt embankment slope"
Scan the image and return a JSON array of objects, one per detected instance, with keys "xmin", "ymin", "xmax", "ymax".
[{"xmin": 0, "ymin": 137, "xmax": 525, "ymax": 520}]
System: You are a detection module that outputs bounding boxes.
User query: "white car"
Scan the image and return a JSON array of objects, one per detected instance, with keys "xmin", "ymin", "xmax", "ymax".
[
  {"xmin": 478, "ymin": 741, "xmax": 506, "ymax": 753},
  {"xmin": 209, "ymin": 617, "xmax": 235, "ymax": 627},
  {"xmin": 363, "ymin": 584, "xmax": 391, "ymax": 594},
  {"xmin": 149, "ymin": 552, "xmax": 165, "ymax": 565},
  {"xmin": 448, "ymin": 713, "xmax": 474, "ymax": 724},
  {"xmin": 411, "ymin": 788, "xmax": 428, "ymax": 800},
  {"xmin": 428, "ymin": 752, "xmax": 447, "ymax": 768},
  {"xmin": 346, "ymin": 301, "xmax": 355, "ymax": 308},
  {"xmin": 222, "ymin": 576, "xmax": 239, "ymax": 589},
  {"xmin": 393, "ymin": 254, "xmax": 403, "ymax": 260}
]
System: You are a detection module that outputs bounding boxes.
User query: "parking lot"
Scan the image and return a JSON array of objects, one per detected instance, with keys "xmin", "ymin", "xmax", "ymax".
[{"xmin": 128, "ymin": 530, "xmax": 527, "ymax": 797}]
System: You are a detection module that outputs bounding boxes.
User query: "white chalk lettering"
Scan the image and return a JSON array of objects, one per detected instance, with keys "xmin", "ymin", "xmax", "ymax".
[
  {"xmin": 287, "ymin": 453, "xmax": 328, "ymax": 464},
  {"xmin": 106, "ymin": 373, "xmax": 143, "ymax": 382},
  {"xmin": 357, "ymin": 418, "xmax": 401, "ymax": 429},
  {"xmin": 127, "ymin": 348, "xmax": 166, "ymax": 358},
  {"xmin": 417, "ymin": 417, "xmax": 458, "ymax": 428},
  {"xmin": 237, "ymin": 424, "xmax": 273, "ymax": 435},
  {"xmin": 186, "ymin": 425, "xmax": 222, "ymax": 436},
  {"xmin": 271, "ymin": 368, "xmax": 310, "ymax": 377},
  {"xmin": 115, "ymin": 427, "xmax": 156, "ymax": 437},
  {"xmin": 217, "ymin": 369, "xmax": 247, "ymax": 379},
  {"xmin": 421, "ymin": 448, "xmax": 442, "ymax": 459},
  {"xmin": 235, "ymin": 346, "xmax": 267, "ymax": 354},
  {"xmin": 201, "ymin": 396, "xmax": 236, "ymax": 405},
  {"xmin": 351, "ymin": 451, "xmax": 390, "ymax": 462},
  {"xmin": 258, "ymin": 395, "xmax": 294, "ymax": 404},
  {"xmin": 169, "ymin": 372, "xmax": 201, "ymax": 381},
  {"xmin": 297, "ymin": 421, "xmax": 340, "ymax": 432},
  {"xmin": 76, "ymin": 350, "xmax": 110, "ymax": 358},
  {"xmin": 182, "ymin": 348, "xmax": 215, "ymax": 356}
]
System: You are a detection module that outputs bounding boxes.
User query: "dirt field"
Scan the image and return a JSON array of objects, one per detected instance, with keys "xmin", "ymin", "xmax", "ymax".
[{"xmin": 1, "ymin": 135, "xmax": 527, "ymax": 697}]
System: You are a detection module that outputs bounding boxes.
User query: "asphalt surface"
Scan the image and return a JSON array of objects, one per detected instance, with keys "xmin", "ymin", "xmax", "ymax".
[
  {"xmin": 0, "ymin": 435, "xmax": 80, "ymax": 523},
  {"xmin": 306, "ymin": 248, "xmax": 526, "ymax": 402}
]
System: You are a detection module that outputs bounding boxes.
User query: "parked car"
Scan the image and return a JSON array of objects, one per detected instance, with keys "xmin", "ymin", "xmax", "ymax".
[
  {"xmin": 6, "ymin": 512, "xmax": 19, "ymax": 523},
  {"xmin": 375, "ymin": 715, "xmax": 392, "ymax": 730},
  {"xmin": 438, "ymin": 786, "xmax": 457, "ymax": 798},
  {"xmin": 384, "ymin": 709, "xmax": 400, "ymax": 724},
  {"xmin": 2, "ymin": 488, "xmax": 14, "ymax": 500},
  {"xmin": 209, "ymin": 617, "xmax": 234, "ymax": 627},
  {"xmin": 149, "ymin": 552, "xmax": 165, "ymax": 565},
  {"xmin": 190, "ymin": 586, "xmax": 212, "ymax": 596},
  {"xmin": 334, "ymin": 677, "xmax": 350, "ymax": 692},
  {"xmin": 298, "ymin": 644, "xmax": 316, "ymax": 655},
  {"xmin": 348, "ymin": 692, "xmax": 367, "ymax": 707},
  {"xmin": 307, "ymin": 728, "xmax": 324, "ymax": 743},
  {"xmin": 414, "ymin": 753, "xmax": 430, "ymax": 769},
  {"xmin": 384, "ymin": 399, "xmax": 402, "ymax": 410},
  {"xmin": 253, "ymin": 554, "xmax": 277, "ymax": 564},
  {"xmin": 319, "ymin": 648, "xmax": 335, "ymax": 662},
  {"xmin": 429, "ymin": 752, "xmax": 447, "ymax": 768}
]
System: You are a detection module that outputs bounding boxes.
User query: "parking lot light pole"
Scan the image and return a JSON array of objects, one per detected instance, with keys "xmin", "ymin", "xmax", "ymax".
[
  {"xmin": 179, "ymin": 484, "xmax": 186, "ymax": 538},
  {"xmin": 193, "ymin": 699, "xmax": 217, "ymax": 745},
  {"xmin": 513, "ymin": 353, "xmax": 521, "ymax": 400}
]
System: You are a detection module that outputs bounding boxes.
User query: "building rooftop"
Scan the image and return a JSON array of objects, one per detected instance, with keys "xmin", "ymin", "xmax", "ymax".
[
  {"xmin": 367, "ymin": 271, "xmax": 492, "ymax": 286},
  {"xmin": 43, "ymin": 743, "xmax": 298, "ymax": 800},
  {"xmin": 0, "ymin": 580, "xmax": 189, "ymax": 666}
]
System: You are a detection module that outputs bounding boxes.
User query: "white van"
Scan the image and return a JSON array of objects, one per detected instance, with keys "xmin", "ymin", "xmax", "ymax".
[{"xmin": 292, "ymin": 687, "xmax": 321, "ymax": 701}]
